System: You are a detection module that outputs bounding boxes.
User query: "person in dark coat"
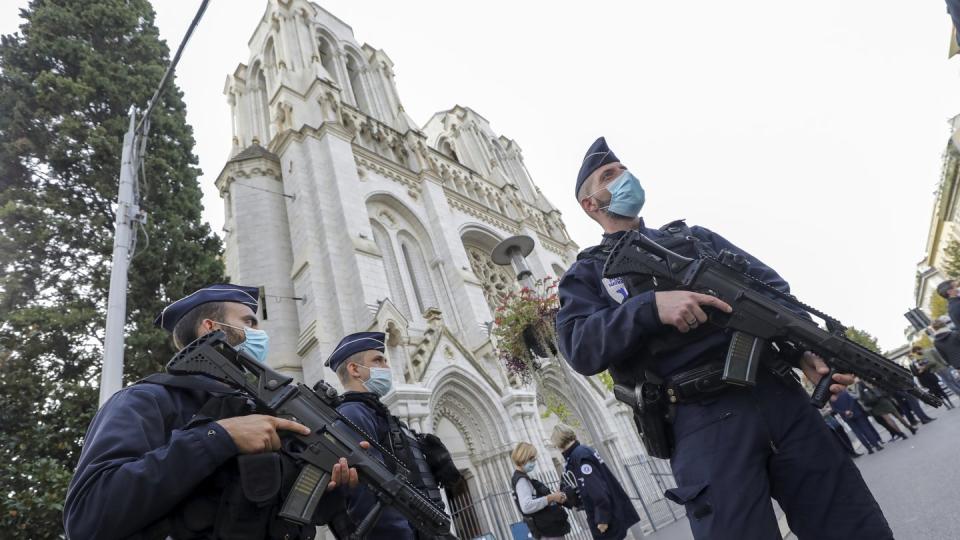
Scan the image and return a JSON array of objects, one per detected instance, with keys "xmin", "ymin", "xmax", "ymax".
[
  {"xmin": 63, "ymin": 284, "xmax": 359, "ymax": 540},
  {"xmin": 936, "ymin": 280, "xmax": 960, "ymax": 330},
  {"xmin": 915, "ymin": 342, "xmax": 960, "ymax": 397},
  {"xmin": 892, "ymin": 390, "xmax": 935, "ymax": 426},
  {"xmin": 326, "ymin": 331, "xmax": 416, "ymax": 539},
  {"xmin": 911, "ymin": 353, "xmax": 955, "ymax": 409},
  {"xmin": 555, "ymin": 137, "xmax": 890, "ymax": 540},
  {"xmin": 831, "ymin": 389, "xmax": 884, "ymax": 454},
  {"xmin": 853, "ymin": 380, "xmax": 915, "ymax": 441},
  {"xmin": 931, "ymin": 319, "xmax": 960, "ymax": 369},
  {"xmin": 551, "ymin": 424, "xmax": 639, "ymax": 540}
]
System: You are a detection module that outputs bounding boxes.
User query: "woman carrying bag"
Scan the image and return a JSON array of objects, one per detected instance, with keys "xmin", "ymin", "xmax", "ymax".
[{"xmin": 510, "ymin": 442, "xmax": 571, "ymax": 540}]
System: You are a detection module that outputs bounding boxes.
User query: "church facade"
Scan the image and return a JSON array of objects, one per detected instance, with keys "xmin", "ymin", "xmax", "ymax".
[{"xmin": 215, "ymin": 1, "xmax": 665, "ymax": 535}]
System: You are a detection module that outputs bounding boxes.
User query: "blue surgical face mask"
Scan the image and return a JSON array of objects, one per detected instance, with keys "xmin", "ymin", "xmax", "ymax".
[
  {"xmin": 216, "ymin": 322, "xmax": 270, "ymax": 364},
  {"xmin": 591, "ymin": 170, "xmax": 645, "ymax": 218},
  {"xmin": 238, "ymin": 328, "xmax": 270, "ymax": 364},
  {"xmin": 357, "ymin": 364, "xmax": 393, "ymax": 397},
  {"xmin": 523, "ymin": 461, "xmax": 536, "ymax": 473}
]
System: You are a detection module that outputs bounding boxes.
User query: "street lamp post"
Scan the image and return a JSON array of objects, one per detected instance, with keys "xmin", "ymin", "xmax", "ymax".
[
  {"xmin": 491, "ymin": 235, "xmax": 535, "ymax": 289},
  {"xmin": 491, "ymin": 236, "xmax": 607, "ymax": 449}
]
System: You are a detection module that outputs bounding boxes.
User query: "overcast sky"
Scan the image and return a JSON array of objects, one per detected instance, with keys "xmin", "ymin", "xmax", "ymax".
[{"xmin": 3, "ymin": 1, "xmax": 960, "ymax": 351}]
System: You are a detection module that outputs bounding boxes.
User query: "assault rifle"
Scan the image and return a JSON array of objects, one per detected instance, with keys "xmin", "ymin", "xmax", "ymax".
[
  {"xmin": 166, "ymin": 331, "xmax": 454, "ymax": 539},
  {"xmin": 602, "ymin": 231, "xmax": 942, "ymax": 409}
]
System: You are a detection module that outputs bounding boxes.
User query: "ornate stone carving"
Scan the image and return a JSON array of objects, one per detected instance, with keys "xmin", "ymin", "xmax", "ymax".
[
  {"xmin": 464, "ymin": 246, "xmax": 516, "ymax": 310},
  {"xmin": 447, "ymin": 195, "xmax": 520, "ymax": 235},
  {"xmin": 318, "ymin": 90, "xmax": 340, "ymax": 121},
  {"xmin": 273, "ymin": 101, "xmax": 293, "ymax": 133},
  {"xmin": 354, "ymin": 153, "xmax": 421, "ymax": 194},
  {"xmin": 377, "ymin": 210, "xmax": 397, "ymax": 229}
]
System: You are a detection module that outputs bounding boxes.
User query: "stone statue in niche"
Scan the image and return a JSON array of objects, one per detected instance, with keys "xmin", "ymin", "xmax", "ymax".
[
  {"xmin": 411, "ymin": 138, "xmax": 432, "ymax": 171},
  {"xmin": 318, "ymin": 91, "xmax": 340, "ymax": 122},
  {"xmin": 273, "ymin": 101, "xmax": 293, "ymax": 133},
  {"xmin": 389, "ymin": 136, "xmax": 409, "ymax": 163}
]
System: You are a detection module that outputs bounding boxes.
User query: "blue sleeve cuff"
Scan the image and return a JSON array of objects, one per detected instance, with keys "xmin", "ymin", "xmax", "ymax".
[
  {"xmin": 630, "ymin": 290, "xmax": 662, "ymax": 333},
  {"xmin": 181, "ymin": 420, "xmax": 238, "ymax": 467}
]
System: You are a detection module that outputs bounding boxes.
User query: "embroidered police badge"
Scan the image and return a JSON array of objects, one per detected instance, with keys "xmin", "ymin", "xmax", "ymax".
[{"xmin": 602, "ymin": 277, "xmax": 627, "ymax": 304}]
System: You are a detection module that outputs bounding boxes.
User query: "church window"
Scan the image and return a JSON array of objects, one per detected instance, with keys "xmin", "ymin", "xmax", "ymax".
[
  {"xmin": 257, "ymin": 71, "xmax": 270, "ymax": 141},
  {"xmin": 317, "ymin": 37, "xmax": 338, "ymax": 84},
  {"xmin": 264, "ymin": 38, "xmax": 277, "ymax": 71},
  {"xmin": 346, "ymin": 54, "xmax": 371, "ymax": 114},
  {"xmin": 250, "ymin": 65, "xmax": 271, "ymax": 144},
  {"xmin": 371, "ymin": 221, "xmax": 411, "ymax": 318},
  {"xmin": 399, "ymin": 232, "xmax": 438, "ymax": 315},
  {"xmin": 464, "ymin": 245, "xmax": 516, "ymax": 311}
]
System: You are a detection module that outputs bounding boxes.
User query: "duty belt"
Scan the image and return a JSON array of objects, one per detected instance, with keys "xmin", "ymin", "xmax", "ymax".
[{"xmin": 665, "ymin": 362, "xmax": 729, "ymax": 404}]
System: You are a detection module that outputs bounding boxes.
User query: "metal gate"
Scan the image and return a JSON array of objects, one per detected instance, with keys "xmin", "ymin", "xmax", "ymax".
[{"xmin": 446, "ymin": 456, "xmax": 685, "ymax": 539}]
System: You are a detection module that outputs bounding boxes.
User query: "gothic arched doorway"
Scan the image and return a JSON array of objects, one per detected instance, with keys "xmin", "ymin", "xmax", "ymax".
[{"xmin": 427, "ymin": 368, "xmax": 517, "ymax": 539}]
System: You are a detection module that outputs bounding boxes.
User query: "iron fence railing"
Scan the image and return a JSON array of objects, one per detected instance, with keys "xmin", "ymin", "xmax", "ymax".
[{"xmin": 446, "ymin": 455, "xmax": 686, "ymax": 539}]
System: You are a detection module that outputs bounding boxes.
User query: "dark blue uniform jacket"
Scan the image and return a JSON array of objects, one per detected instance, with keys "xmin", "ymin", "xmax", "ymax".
[
  {"xmin": 556, "ymin": 221, "xmax": 793, "ymax": 379},
  {"xmin": 63, "ymin": 377, "xmax": 239, "ymax": 540},
  {"xmin": 563, "ymin": 442, "xmax": 639, "ymax": 540},
  {"xmin": 948, "ymin": 297, "xmax": 960, "ymax": 331},
  {"xmin": 337, "ymin": 396, "xmax": 416, "ymax": 540},
  {"xmin": 934, "ymin": 329, "xmax": 960, "ymax": 369}
]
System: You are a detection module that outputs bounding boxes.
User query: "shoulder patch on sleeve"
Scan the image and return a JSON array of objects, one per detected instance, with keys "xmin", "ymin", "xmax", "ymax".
[
  {"xmin": 580, "ymin": 463, "xmax": 593, "ymax": 475},
  {"xmin": 602, "ymin": 277, "xmax": 627, "ymax": 304}
]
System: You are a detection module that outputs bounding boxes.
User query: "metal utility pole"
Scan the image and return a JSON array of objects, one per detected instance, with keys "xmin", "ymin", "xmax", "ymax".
[
  {"xmin": 98, "ymin": 0, "xmax": 210, "ymax": 405},
  {"xmin": 100, "ymin": 108, "xmax": 144, "ymax": 406}
]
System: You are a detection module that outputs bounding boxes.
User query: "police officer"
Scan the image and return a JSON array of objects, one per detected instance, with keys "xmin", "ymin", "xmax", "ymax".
[
  {"xmin": 550, "ymin": 424, "xmax": 638, "ymax": 540},
  {"xmin": 936, "ymin": 279, "xmax": 960, "ymax": 328},
  {"xmin": 325, "ymin": 331, "xmax": 417, "ymax": 538},
  {"xmin": 555, "ymin": 138, "xmax": 892, "ymax": 540},
  {"xmin": 63, "ymin": 284, "xmax": 360, "ymax": 540}
]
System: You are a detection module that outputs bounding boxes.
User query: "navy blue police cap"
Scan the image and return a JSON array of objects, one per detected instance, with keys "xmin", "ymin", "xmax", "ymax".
[
  {"xmin": 937, "ymin": 281, "xmax": 955, "ymax": 298},
  {"xmin": 325, "ymin": 332, "xmax": 386, "ymax": 371},
  {"xmin": 154, "ymin": 283, "xmax": 260, "ymax": 333},
  {"xmin": 575, "ymin": 136, "xmax": 620, "ymax": 199}
]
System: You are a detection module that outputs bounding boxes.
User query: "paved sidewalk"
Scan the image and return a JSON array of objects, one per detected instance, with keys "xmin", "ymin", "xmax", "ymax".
[
  {"xmin": 854, "ymin": 404, "xmax": 960, "ymax": 539},
  {"xmin": 644, "ymin": 405, "xmax": 960, "ymax": 539}
]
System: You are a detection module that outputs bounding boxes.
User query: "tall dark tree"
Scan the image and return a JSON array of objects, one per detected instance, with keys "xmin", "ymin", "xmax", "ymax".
[
  {"xmin": 0, "ymin": 1, "xmax": 225, "ymax": 537},
  {"xmin": 942, "ymin": 238, "xmax": 960, "ymax": 280},
  {"xmin": 845, "ymin": 327, "xmax": 881, "ymax": 354}
]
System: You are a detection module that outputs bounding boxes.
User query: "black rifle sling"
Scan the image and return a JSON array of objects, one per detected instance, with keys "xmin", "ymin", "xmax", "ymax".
[{"xmin": 339, "ymin": 392, "xmax": 402, "ymax": 474}]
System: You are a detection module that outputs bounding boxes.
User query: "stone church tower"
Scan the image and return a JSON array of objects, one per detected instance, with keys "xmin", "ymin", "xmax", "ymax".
[{"xmin": 215, "ymin": 1, "xmax": 652, "ymax": 535}]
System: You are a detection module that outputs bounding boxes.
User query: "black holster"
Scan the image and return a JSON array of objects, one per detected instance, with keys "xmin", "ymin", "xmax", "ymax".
[{"xmin": 613, "ymin": 376, "xmax": 673, "ymax": 459}]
